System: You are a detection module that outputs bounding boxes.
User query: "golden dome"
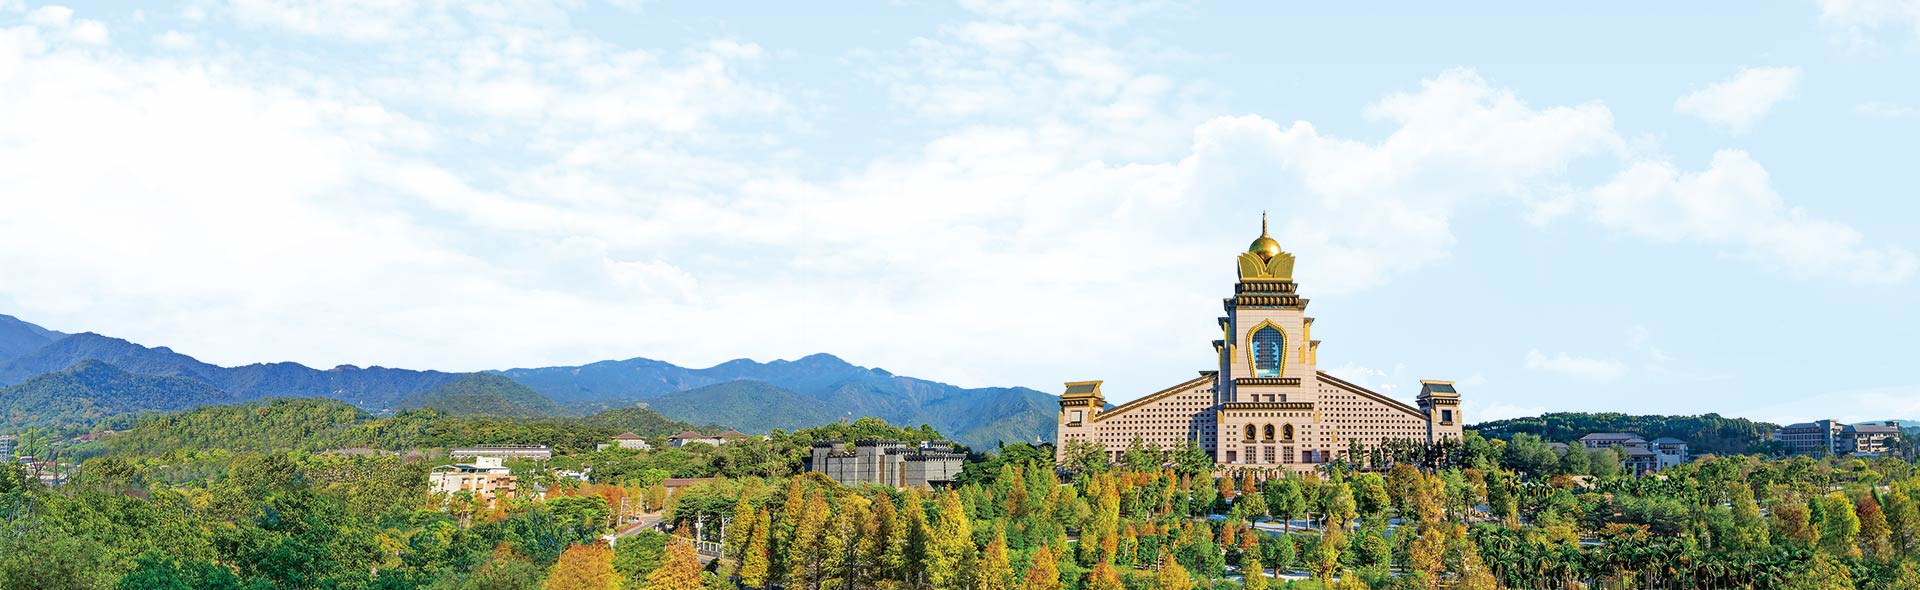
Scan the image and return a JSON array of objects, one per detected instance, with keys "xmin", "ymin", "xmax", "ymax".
[{"xmin": 1248, "ymin": 212, "xmax": 1282, "ymax": 261}]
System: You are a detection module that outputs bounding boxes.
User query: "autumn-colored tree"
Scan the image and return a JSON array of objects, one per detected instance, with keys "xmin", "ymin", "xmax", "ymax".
[
  {"xmin": 979, "ymin": 532, "xmax": 1015, "ymax": 590},
  {"xmin": 1856, "ymin": 492, "xmax": 1891, "ymax": 559},
  {"xmin": 1153, "ymin": 558, "xmax": 1193, "ymax": 590},
  {"xmin": 737, "ymin": 509, "xmax": 773, "ymax": 588},
  {"xmin": 643, "ymin": 541, "xmax": 705, "ymax": 590},
  {"xmin": 1241, "ymin": 553, "xmax": 1266, "ymax": 590},
  {"xmin": 786, "ymin": 490, "xmax": 832, "ymax": 590},
  {"xmin": 1786, "ymin": 552, "xmax": 1855, "ymax": 590},
  {"xmin": 545, "ymin": 543, "xmax": 621, "ymax": 590},
  {"xmin": 1023, "ymin": 546, "xmax": 1062, "ymax": 590},
  {"xmin": 1773, "ymin": 498, "xmax": 1819, "ymax": 548},
  {"xmin": 928, "ymin": 492, "xmax": 975, "ymax": 590},
  {"xmin": 1086, "ymin": 559, "xmax": 1124, "ymax": 590}
]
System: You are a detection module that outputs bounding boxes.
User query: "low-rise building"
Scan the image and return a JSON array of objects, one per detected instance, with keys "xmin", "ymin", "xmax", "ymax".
[
  {"xmin": 0, "ymin": 435, "xmax": 14, "ymax": 458},
  {"xmin": 1842, "ymin": 423, "xmax": 1901, "ymax": 456},
  {"xmin": 1578, "ymin": 432, "xmax": 1687, "ymax": 474},
  {"xmin": 429, "ymin": 456, "xmax": 517, "ymax": 506},
  {"xmin": 1774, "ymin": 420, "xmax": 1903, "ymax": 457},
  {"xmin": 450, "ymin": 445, "xmax": 552, "ymax": 460},
  {"xmin": 666, "ymin": 430, "xmax": 749, "ymax": 448},
  {"xmin": 610, "ymin": 432, "xmax": 651, "ymax": 450},
  {"xmin": 1650, "ymin": 437, "xmax": 1689, "ymax": 470},
  {"xmin": 808, "ymin": 440, "xmax": 965, "ymax": 489}
]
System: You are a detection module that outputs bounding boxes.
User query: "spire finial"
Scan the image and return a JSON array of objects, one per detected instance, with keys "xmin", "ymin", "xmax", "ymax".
[{"xmin": 1261, "ymin": 211, "xmax": 1268, "ymax": 235}]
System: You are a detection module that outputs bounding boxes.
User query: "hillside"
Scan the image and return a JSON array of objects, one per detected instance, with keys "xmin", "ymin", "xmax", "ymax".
[
  {"xmin": 0, "ymin": 314, "xmax": 65, "ymax": 363},
  {"xmin": 498, "ymin": 353, "xmax": 1057, "ymax": 448},
  {"xmin": 0, "ymin": 360, "xmax": 236, "ymax": 433},
  {"xmin": 640, "ymin": 380, "xmax": 840, "ymax": 434},
  {"xmin": 574, "ymin": 406, "xmax": 715, "ymax": 438},
  {"xmin": 105, "ymin": 398, "xmax": 372, "ymax": 455},
  {"xmin": 1471, "ymin": 412, "xmax": 1781, "ymax": 456},
  {"xmin": 0, "ymin": 332, "xmax": 457, "ymax": 409},
  {"xmin": 0, "ymin": 314, "xmax": 1059, "ymax": 448},
  {"xmin": 396, "ymin": 374, "xmax": 570, "ymax": 418}
]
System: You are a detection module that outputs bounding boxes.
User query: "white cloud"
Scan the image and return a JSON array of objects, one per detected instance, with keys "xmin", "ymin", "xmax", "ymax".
[
  {"xmin": 1818, "ymin": 0, "xmax": 1920, "ymax": 47},
  {"xmin": 1587, "ymin": 150, "xmax": 1916, "ymax": 284},
  {"xmin": 1673, "ymin": 66, "xmax": 1801, "ymax": 133},
  {"xmin": 0, "ymin": 1, "xmax": 1910, "ymax": 404},
  {"xmin": 1524, "ymin": 349, "xmax": 1629, "ymax": 383}
]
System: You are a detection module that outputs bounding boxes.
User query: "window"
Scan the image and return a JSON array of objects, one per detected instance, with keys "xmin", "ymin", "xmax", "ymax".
[
  {"xmin": 1244, "ymin": 424, "xmax": 1257, "ymax": 441},
  {"xmin": 1251, "ymin": 326, "xmax": 1284, "ymax": 377},
  {"xmin": 1441, "ymin": 410, "xmax": 1453, "ymax": 424},
  {"xmin": 1263, "ymin": 424, "xmax": 1275, "ymax": 441},
  {"xmin": 1283, "ymin": 423, "xmax": 1295, "ymax": 442},
  {"xmin": 1071, "ymin": 410, "xmax": 1084, "ymax": 423}
]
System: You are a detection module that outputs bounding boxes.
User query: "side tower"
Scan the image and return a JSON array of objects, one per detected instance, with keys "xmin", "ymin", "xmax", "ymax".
[
  {"xmin": 1213, "ymin": 214, "xmax": 1326, "ymax": 468},
  {"xmin": 1055, "ymin": 381, "xmax": 1105, "ymax": 462},
  {"xmin": 1416, "ymin": 380, "xmax": 1464, "ymax": 443}
]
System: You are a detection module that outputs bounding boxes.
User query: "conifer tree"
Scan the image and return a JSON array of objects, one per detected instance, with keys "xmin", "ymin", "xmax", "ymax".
[
  {"xmin": 545, "ymin": 543, "xmax": 621, "ymax": 590},
  {"xmin": 643, "ymin": 541, "xmax": 705, "ymax": 590},
  {"xmin": 1086, "ymin": 559, "xmax": 1124, "ymax": 590},
  {"xmin": 1885, "ymin": 485, "xmax": 1919, "ymax": 557},
  {"xmin": 928, "ymin": 492, "xmax": 975, "ymax": 590},
  {"xmin": 1023, "ymin": 546, "xmax": 1062, "ymax": 590},
  {"xmin": 1153, "ymin": 558, "xmax": 1193, "ymax": 590},
  {"xmin": 737, "ymin": 509, "xmax": 773, "ymax": 589},
  {"xmin": 1856, "ymin": 492, "xmax": 1891, "ymax": 559},
  {"xmin": 1241, "ymin": 553, "xmax": 1266, "ymax": 590},
  {"xmin": 980, "ymin": 532, "xmax": 1015, "ymax": 590}
]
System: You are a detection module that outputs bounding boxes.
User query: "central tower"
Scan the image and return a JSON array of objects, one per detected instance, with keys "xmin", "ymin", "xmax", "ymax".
[{"xmin": 1212, "ymin": 214, "xmax": 1325, "ymax": 466}]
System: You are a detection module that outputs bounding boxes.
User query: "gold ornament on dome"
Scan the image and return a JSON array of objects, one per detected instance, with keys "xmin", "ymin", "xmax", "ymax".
[{"xmin": 1238, "ymin": 212, "xmax": 1295, "ymax": 280}]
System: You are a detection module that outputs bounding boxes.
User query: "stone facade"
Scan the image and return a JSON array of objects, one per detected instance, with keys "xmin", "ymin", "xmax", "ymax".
[
  {"xmin": 1057, "ymin": 217, "xmax": 1466, "ymax": 473},
  {"xmin": 808, "ymin": 440, "xmax": 965, "ymax": 488}
]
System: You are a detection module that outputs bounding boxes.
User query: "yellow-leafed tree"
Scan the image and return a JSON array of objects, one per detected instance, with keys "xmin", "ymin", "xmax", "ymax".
[{"xmin": 544, "ymin": 543, "xmax": 621, "ymax": 590}]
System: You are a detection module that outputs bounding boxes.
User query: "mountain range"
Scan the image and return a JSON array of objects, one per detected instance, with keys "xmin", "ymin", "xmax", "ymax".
[{"xmin": 0, "ymin": 314, "xmax": 1057, "ymax": 448}]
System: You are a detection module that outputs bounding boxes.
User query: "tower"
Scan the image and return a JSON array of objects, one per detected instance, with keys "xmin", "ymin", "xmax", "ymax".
[
  {"xmin": 1416, "ymin": 380, "xmax": 1461, "ymax": 443},
  {"xmin": 1212, "ymin": 213, "xmax": 1324, "ymax": 466},
  {"xmin": 1056, "ymin": 380, "xmax": 1105, "ymax": 458}
]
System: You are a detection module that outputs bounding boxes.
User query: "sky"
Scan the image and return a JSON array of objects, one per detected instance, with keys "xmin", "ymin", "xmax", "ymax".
[{"xmin": 2, "ymin": 1, "xmax": 1918, "ymax": 426}]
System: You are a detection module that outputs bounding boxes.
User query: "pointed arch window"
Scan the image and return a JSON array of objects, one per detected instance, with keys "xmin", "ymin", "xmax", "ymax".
[
  {"xmin": 1262, "ymin": 424, "xmax": 1275, "ymax": 442},
  {"xmin": 1251, "ymin": 325, "xmax": 1285, "ymax": 377},
  {"xmin": 1244, "ymin": 424, "xmax": 1257, "ymax": 441},
  {"xmin": 1282, "ymin": 423, "xmax": 1295, "ymax": 442}
]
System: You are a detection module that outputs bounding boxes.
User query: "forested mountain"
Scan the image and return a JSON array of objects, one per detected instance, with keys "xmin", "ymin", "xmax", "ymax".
[
  {"xmin": 395, "ymin": 374, "xmax": 570, "ymax": 418},
  {"xmin": 0, "ymin": 314, "xmax": 64, "ymax": 363},
  {"xmin": 0, "ymin": 314, "xmax": 1058, "ymax": 448},
  {"xmin": 103, "ymin": 398, "xmax": 708, "ymax": 456},
  {"xmin": 0, "ymin": 332, "xmax": 456, "ymax": 407},
  {"xmin": 1471, "ymin": 412, "xmax": 1781, "ymax": 455},
  {"xmin": 0, "ymin": 360, "xmax": 236, "ymax": 433},
  {"xmin": 500, "ymin": 353, "xmax": 1057, "ymax": 448},
  {"xmin": 638, "ymin": 380, "xmax": 840, "ymax": 434}
]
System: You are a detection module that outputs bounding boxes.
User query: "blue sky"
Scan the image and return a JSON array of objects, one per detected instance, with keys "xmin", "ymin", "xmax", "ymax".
[{"xmin": 2, "ymin": 1, "xmax": 1917, "ymax": 425}]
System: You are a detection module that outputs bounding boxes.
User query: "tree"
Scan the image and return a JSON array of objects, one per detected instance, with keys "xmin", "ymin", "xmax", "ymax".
[
  {"xmin": 735, "ymin": 510, "xmax": 772, "ymax": 588},
  {"xmin": 643, "ymin": 541, "xmax": 705, "ymax": 590},
  {"xmin": 1857, "ymin": 492, "xmax": 1891, "ymax": 559},
  {"xmin": 545, "ymin": 544, "xmax": 621, "ymax": 590},
  {"xmin": 980, "ymin": 532, "xmax": 1015, "ymax": 590},
  {"xmin": 1153, "ymin": 559, "xmax": 1193, "ymax": 590},
  {"xmin": 928, "ymin": 493, "xmax": 975, "ymax": 590},
  {"xmin": 1086, "ymin": 560, "xmax": 1124, "ymax": 590},
  {"xmin": 1023, "ymin": 546, "xmax": 1062, "ymax": 590},
  {"xmin": 1268, "ymin": 479, "xmax": 1304, "ymax": 534},
  {"xmin": 1785, "ymin": 553, "xmax": 1855, "ymax": 590},
  {"xmin": 1241, "ymin": 553, "xmax": 1266, "ymax": 590},
  {"xmin": 1559, "ymin": 441, "xmax": 1591, "ymax": 476},
  {"xmin": 613, "ymin": 531, "xmax": 671, "ymax": 585},
  {"xmin": 1817, "ymin": 493, "xmax": 1861, "ymax": 558}
]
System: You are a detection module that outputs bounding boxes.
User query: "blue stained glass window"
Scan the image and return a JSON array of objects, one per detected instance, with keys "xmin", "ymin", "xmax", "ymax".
[{"xmin": 1252, "ymin": 326, "xmax": 1284, "ymax": 377}]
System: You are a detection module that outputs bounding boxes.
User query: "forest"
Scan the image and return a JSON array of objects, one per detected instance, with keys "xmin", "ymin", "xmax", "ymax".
[{"xmin": 2, "ymin": 409, "xmax": 1918, "ymax": 590}]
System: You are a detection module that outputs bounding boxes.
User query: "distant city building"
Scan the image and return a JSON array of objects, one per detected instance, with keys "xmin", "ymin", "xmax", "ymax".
[
  {"xmin": 429, "ymin": 456, "xmax": 517, "ymax": 506},
  {"xmin": 450, "ymin": 445, "xmax": 552, "ymax": 460},
  {"xmin": 1774, "ymin": 420, "xmax": 1902, "ymax": 457},
  {"xmin": 808, "ymin": 440, "xmax": 964, "ymax": 489},
  {"xmin": 0, "ymin": 435, "xmax": 14, "ymax": 458},
  {"xmin": 1055, "ymin": 216, "xmax": 1466, "ymax": 472},
  {"xmin": 667, "ymin": 430, "xmax": 749, "ymax": 448}
]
